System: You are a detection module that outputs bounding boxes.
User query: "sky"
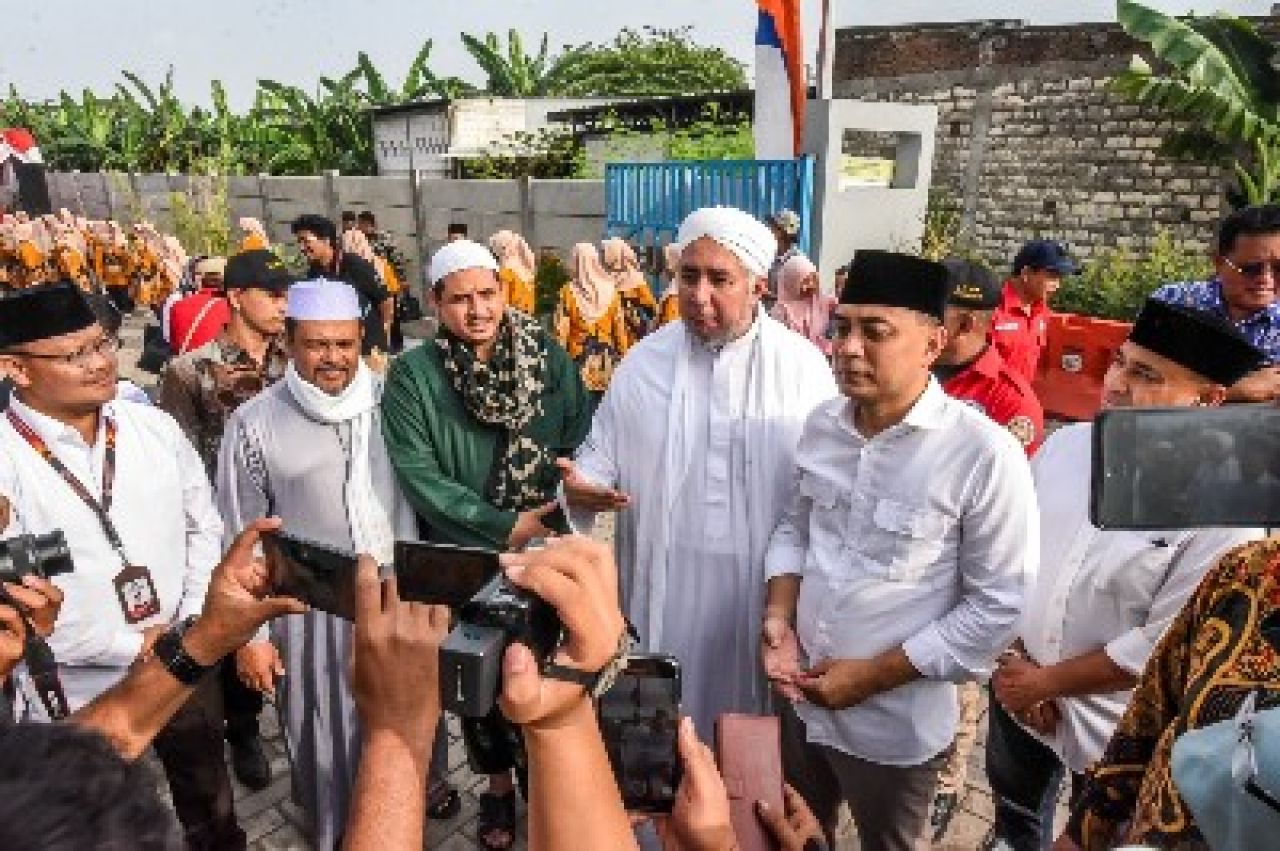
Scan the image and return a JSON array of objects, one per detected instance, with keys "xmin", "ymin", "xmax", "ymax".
[{"xmin": 0, "ymin": 0, "xmax": 1273, "ymax": 109}]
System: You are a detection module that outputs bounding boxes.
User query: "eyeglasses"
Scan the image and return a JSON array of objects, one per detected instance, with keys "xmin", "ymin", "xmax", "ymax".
[
  {"xmin": 1222, "ymin": 256, "xmax": 1280, "ymax": 279},
  {"xmin": 10, "ymin": 335, "xmax": 121, "ymax": 367}
]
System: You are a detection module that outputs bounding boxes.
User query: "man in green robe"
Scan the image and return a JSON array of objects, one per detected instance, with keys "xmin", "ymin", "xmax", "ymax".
[{"xmin": 381, "ymin": 238, "xmax": 592, "ymax": 851}]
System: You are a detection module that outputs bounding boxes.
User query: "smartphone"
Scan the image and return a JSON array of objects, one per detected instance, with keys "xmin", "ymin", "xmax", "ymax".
[
  {"xmin": 393, "ymin": 541, "xmax": 501, "ymax": 607},
  {"xmin": 597, "ymin": 654, "xmax": 682, "ymax": 813},
  {"xmin": 260, "ymin": 532, "xmax": 359, "ymax": 621},
  {"xmin": 1091, "ymin": 404, "xmax": 1280, "ymax": 530}
]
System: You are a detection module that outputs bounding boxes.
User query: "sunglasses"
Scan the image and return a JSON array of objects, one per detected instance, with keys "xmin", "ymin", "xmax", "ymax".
[{"xmin": 1222, "ymin": 257, "xmax": 1280, "ymax": 279}]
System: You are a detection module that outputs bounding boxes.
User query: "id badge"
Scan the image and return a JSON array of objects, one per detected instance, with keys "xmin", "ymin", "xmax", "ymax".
[{"xmin": 113, "ymin": 564, "xmax": 162, "ymax": 624}]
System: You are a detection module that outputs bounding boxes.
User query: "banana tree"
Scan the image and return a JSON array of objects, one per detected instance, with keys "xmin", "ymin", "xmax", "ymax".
[
  {"xmin": 1111, "ymin": 0, "xmax": 1280, "ymax": 206},
  {"xmin": 462, "ymin": 30, "xmax": 561, "ymax": 96}
]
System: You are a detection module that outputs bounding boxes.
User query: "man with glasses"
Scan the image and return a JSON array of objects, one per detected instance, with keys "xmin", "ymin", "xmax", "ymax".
[
  {"xmin": 0, "ymin": 282, "xmax": 244, "ymax": 849},
  {"xmin": 1153, "ymin": 203, "xmax": 1280, "ymax": 400}
]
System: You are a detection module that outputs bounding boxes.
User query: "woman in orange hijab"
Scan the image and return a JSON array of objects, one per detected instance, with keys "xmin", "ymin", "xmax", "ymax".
[
  {"xmin": 239, "ymin": 217, "xmax": 269, "ymax": 251},
  {"xmin": 655, "ymin": 242, "xmax": 682, "ymax": 327},
  {"xmin": 555, "ymin": 243, "xmax": 632, "ymax": 399},
  {"xmin": 601, "ymin": 237, "xmax": 658, "ymax": 341},
  {"xmin": 488, "ymin": 229, "xmax": 538, "ymax": 314}
]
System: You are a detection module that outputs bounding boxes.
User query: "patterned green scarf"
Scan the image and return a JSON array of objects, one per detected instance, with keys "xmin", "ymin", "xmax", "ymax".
[{"xmin": 436, "ymin": 309, "xmax": 552, "ymax": 511}]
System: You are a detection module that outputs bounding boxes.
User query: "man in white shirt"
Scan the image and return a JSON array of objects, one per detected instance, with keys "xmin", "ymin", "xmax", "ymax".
[
  {"xmin": 985, "ymin": 297, "xmax": 1266, "ymax": 851},
  {"xmin": 762, "ymin": 251, "xmax": 1038, "ymax": 851},
  {"xmin": 0, "ymin": 282, "xmax": 241, "ymax": 850},
  {"xmin": 561, "ymin": 206, "xmax": 837, "ymax": 737}
]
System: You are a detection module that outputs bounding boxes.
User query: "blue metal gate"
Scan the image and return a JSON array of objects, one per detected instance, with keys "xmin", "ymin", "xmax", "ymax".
[{"xmin": 605, "ymin": 157, "xmax": 814, "ymax": 287}]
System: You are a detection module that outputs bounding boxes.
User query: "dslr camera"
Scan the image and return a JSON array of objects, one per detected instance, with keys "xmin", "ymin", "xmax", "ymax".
[
  {"xmin": 439, "ymin": 573, "xmax": 562, "ymax": 718},
  {"xmin": 0, "ymin": 531, "xmax": 73, "ymax": 585}
]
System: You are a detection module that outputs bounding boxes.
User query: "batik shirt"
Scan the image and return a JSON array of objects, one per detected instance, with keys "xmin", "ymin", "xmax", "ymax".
[
  {"xmin": 1067, "ymin": 538, "xmax": 1280, "ymax": 850},
  {"xmin": 1152, "ymin": 278, "xmax": 1280, "ymax": 364},
  {"xmin": 156, "ymin": 333, "xmax": 288, "ymax": 477}
]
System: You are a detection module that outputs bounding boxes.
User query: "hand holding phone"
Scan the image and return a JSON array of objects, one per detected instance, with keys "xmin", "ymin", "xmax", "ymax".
[
  {"xmin": 597, "ymin": 654, "xmax": 682, "ymax": 813},
  {"xmin": 260, "ymin": 532, "xmax": 359, "ymax": 621}
]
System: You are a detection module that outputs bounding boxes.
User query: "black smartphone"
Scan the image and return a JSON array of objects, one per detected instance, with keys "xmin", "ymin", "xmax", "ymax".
[
  {"xmin": 1091, "ymin": 404, "xmax": 1280, "ymax": 529},
  {"xmin": 260, "ymin": 531, "xmax": 359, "ymax": 621},
  {"xmin": 393, "ymin": 540, "xmax": 501, "ymax": 607},
  {"xmin": 597, "ymin": 654, "xmax": 683, "ymax": 814}
]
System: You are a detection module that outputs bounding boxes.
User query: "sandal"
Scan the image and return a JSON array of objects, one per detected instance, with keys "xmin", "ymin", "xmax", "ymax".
[
  {"xmin": 477, "ymin": 790, "xmax": 516, "ymax": 850},
  {"xmin": 427, "ymin": 782, "xmax": 461, "ymax": 821}
]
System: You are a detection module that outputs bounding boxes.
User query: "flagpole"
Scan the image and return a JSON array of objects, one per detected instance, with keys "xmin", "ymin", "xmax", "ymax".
[{"xmin": 816, "ymin": 0, "xmax": 834, "ymax": 100}]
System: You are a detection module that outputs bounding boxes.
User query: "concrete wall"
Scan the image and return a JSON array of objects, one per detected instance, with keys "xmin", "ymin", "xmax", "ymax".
[
  {"xmin": 831, "ymin": 17, "xmax": 1280, "ymax": 264},
  {"xmin": 44, "ymin": 170, "xmax": 608, "ymax": 290},
  {"xmin": 804, "ymin": 100, "xmax": 937, "ymax": 289}
]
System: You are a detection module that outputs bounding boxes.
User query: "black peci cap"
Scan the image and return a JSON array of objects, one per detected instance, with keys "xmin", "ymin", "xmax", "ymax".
[
  {"xmin": 840, "ymin": 250, "xmax": 950, "ymax": 322},
  {"xmin": 0, "ymin": 282, "xmax": 97, "ymax": 349},
  {"xmin": 1129, "ymin": 298, "xmax": 1265, "ymax": 386}
]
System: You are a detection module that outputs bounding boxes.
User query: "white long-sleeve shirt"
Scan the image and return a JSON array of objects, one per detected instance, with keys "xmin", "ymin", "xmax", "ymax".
[
  {"xmin": 765, "ymin": 380, "xmax": 1039, "ymax": 766},
  {"xmin": 0, "ymin": 396, "xmax": 222, "ymax": 713},
  {"xmin": 1020, "ymin": 422, "xmax": 1262, "ymax": 771}
]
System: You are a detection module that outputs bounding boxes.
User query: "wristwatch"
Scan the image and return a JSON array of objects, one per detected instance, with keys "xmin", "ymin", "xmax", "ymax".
[
  {"xmin": 544, "ymin": 622, "xmax": 638, "ymax": 698},
  {"xmin": 153, "ymin": 616, "xmax": 215, "ymax": 686}
]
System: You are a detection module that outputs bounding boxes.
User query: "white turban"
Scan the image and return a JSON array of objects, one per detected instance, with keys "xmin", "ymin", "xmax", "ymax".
[
  {"xmin": 675, "ymin": 206, "xmax": 778, "ymax": 278},
  {"xmin": 287, "ymin": 278, "xmax": 361, "ymax": 320},
  {"xmin": 428, "ymin": 239, "xmax": 499, "ymax": 285}
]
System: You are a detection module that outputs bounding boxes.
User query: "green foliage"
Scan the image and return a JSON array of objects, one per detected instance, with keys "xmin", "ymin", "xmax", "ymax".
[
  {"xmin": 458, "ymin": 128, "xmax": 586, "ymax": 178},
  {"xmin": 1052, "ymin": 231, "xmax": 1213, "ymax": 320},
  {"xmin": 534, "ymin": 251, "xmax": 571, "ymax": 317},
  {"xmin": 547, "ymin": 27, "xmax": 747, "ymax": 96},
  {"xmin": 1111, "ymin": 0, "xmax": 1280, "ymax": 206},
  {"xmin": 917, "ymin": 192, "xmax": 974, "ymax": 261},
  {"xmin": 1, "ymin": 27, "xmax": 745, "ymax": 178},
  {"xmin": 170, "ymin": 177, "xmax": 233, "ymax": 257}
]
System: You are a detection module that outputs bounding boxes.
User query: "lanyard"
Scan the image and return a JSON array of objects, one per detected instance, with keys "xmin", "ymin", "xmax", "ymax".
[{"xmin": 6, "ymin": 410, "xmax": 129, "ymax": 565}]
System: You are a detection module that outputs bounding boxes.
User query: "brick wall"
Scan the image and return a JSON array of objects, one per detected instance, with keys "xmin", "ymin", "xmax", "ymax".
[{"xmin": 833, "ymin": 18, "xmax": 1280, "ymax": 265}]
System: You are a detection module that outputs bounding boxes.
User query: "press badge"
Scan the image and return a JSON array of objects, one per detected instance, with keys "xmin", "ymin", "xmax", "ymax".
[{"xmin": 113, "ymin": 564, "xmax": 162, "ymax": 623}]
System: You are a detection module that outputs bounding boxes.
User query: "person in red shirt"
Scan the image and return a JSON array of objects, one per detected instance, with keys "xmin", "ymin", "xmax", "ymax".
[
  {"xmin": 991, "ymin": 239, "xmax": 1079, "ymax": 384},
  {"xmin": 168, "ymin": 257, "xmax": 229, "ymax": 355},
  {"xmin": 937, "ymin": 257, "xmax": 1045, "ymax": 455}
]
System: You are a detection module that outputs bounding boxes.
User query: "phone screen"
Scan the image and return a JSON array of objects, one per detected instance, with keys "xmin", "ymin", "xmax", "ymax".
[
  {"xmin": 261, "ymin": 532, "xmax": 359, "ymax": 620},
  {"xmin": 393, "ymin": 541, "xmax": 501, "ymax": 608},
  {"xmin": 597, "ymin": 654, "xmax": 682, "ymax": 813},
  {"xmin": 1092, "ymin": 404, "xmax": 1280, "ymax": 529}
]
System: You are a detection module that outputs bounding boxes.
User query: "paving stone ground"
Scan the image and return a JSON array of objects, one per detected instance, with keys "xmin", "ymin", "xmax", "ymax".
[{"xmin": 118, "ymin": 312, "xmax": 1064, "ymax": 850}]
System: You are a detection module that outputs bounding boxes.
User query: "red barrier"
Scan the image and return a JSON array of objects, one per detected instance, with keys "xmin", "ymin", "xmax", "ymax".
[{"xmin": 1032, "ymin": 312, "xmax": 1132, "ymax": 422}]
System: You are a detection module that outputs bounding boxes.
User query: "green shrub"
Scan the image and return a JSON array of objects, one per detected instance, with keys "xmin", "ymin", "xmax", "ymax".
[
  {"xmin": 169, "ymin": 176, "xmax": 233, "ymax": 258},
  {"xmin": 1053, "ymin": 231, "xmax": 1212, "ymax": 321}
]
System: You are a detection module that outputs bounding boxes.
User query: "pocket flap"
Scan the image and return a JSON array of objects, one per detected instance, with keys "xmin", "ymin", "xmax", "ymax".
[{"xmin": 872, "ymin": 499, "xmax": 944, "ymax": 539}]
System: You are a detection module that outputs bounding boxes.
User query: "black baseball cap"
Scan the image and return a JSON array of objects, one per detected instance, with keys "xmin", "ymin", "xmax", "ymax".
[
  {"xmin": 1012, "ymin": 239, "xmax": 1079, "ymax": 276},
  {"xmin": 942, "ymin": 258, "xmax": 1000, "ymax": 310},
  {"xmin": 223, "ymin": 249, "xmax": 294, "ymax": 293}
]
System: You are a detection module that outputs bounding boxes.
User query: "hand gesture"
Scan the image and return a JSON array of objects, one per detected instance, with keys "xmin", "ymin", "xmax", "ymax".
[
  {"xmin": 236, "ymin": 640, "xmax": 285, "ymax": 694},
  {"xmin": 557, "ymin": 459, "xmax": 630, "ymax": 512},
  {"xmin": 762, "ymin": 616, "xmax": 803, "ymax": 702},
  {"xmin": 508, "ymin": 501, "xmax": 559, "ymax": 551}
]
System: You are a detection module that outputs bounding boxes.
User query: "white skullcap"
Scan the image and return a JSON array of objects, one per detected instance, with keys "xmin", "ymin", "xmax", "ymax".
[
  {"xmin": 428, "ymin": 239, "xmax": 499, "ymax": 285},
  {"xmin": 287, "ymin": 278, "xmax": 361, "ymax": 320},
  {"xmin": 676, "ymin": 206, "xmax": 778, "ymax": 278}
]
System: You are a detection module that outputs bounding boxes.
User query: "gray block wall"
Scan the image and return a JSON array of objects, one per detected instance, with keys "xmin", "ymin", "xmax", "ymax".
[{"xmin": 45, "ymin": 171, "xmax": 609, "ymax": 293}]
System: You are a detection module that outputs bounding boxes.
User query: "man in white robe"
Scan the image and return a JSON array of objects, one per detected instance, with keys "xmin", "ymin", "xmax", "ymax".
[
  {"xmin": 561, "ymin": 207, "xmax": 837, "ymax": 736},
  {"xmin": 215, "ymin": 279, "xmax": 432, "ymax": 849}
]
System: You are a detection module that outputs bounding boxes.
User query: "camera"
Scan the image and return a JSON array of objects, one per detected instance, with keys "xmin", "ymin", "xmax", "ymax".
[
  {"xmin": 439, "ymin": 573, "xmax": 563, "ymax": 718},
  {"xmin": 0, "ymin": 531, "xmax": 73, "ymax": 585}
]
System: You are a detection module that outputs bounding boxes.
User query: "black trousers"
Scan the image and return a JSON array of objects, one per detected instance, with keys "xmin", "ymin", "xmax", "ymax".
[
  {"xmin": 218, "ymin": 658, "xmax": 263, "ymax": 744},
  {"xmin": 152, "ymin": 678, "xmax": 247, "ymax": 851},
  {"xmin": 985, "ymin": 699, "xmax": 1085, "ymax": 851}
]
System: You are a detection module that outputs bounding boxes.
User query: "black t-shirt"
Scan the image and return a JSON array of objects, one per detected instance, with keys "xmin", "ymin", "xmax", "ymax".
[{"xmin": 307, "ymin": 252, "xmax": 389, "ymax": 354}]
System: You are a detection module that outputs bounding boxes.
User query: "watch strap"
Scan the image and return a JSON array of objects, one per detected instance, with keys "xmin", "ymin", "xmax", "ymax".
[
  {"xmin": 153, "ymin": 616, "xmax": 213, "ymax": 686},
  {"xmin": 542, "ymin": 622, "xmax": 637, "ymax": 697}
]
